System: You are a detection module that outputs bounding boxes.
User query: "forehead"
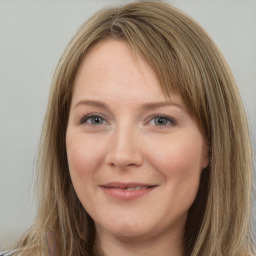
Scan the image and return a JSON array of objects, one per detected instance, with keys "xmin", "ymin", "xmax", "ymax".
[{"xmin": 72, "ymin": 39, "xmax": 169, "ymax": 105}]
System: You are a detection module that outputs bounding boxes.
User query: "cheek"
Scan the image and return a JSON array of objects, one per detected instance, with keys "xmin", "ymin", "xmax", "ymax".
[
  {"xmin": 66, "ymin": 133, "xmax": 105, "ymax": 182},
  {"xmin": 145, "ymin": 131, "xmax": 206, "ymax": 209},
  {"xmin": 149, "ymin": 138, "xmax": 204, "ymax": 178}
]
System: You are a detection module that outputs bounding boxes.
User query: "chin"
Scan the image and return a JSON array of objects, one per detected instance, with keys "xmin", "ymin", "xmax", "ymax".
[{"xmin": 96, "ymin": 217, "xmax": 154, "ymax": 241}]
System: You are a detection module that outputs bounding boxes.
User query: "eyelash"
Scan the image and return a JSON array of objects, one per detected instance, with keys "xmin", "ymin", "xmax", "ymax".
[
  {"xmin": 80, "ymin": 113, "xmax": 177, "ymax": 127},
  {"xmin": 148, "ymin": 114, "xmax": 177, "ymax": 127},
  {"xmin": 80, "ymin": 114, "xmax": 108, "ymax": 126}
]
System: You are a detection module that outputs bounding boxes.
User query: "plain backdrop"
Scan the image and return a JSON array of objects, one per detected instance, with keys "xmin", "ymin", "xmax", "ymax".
[{"xmin": 0, "ymin": 0, "xmax": 255, "ymax": 250}]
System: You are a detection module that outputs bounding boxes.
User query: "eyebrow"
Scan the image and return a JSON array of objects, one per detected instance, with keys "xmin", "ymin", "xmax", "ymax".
[
  {"xmin": 74, "ymin": 99, "xmax": 183, "ymax": 111},
  {"xmin": 140, "ymin": 101, "xmax": 183, "ymax": 110},
  {"xmin": 74, "ymin": 100, "xmax": 108, "ymax": 109}
]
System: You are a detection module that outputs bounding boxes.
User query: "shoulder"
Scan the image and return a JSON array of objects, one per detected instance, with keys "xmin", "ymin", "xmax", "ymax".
[{"xmin": 0, "ymin": 250, "xmax": 18, "ymax": 256}]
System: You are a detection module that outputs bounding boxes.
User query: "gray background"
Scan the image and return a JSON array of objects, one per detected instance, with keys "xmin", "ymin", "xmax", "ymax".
[{"xmin": 0, "ymin": 0, "xmax": 255, "ymax": 250}]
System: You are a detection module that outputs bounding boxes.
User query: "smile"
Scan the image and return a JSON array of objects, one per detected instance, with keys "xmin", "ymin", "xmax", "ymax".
[
  {"xmin": 100, "ymin": 182, "xmax": 158, "ymax": 201},
  {"xmin": 118, "ymin": 186, "xmax": 150, "ymax": 190}
]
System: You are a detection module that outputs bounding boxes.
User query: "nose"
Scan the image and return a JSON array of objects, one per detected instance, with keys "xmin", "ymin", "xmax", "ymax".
[{"xmin": 105, "ymin": 126, "xmax": 143, "ymax": 169}]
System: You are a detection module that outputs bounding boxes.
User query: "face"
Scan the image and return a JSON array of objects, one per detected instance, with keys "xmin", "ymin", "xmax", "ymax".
[{"xmin": 66, "ymin": 39, "xmax": 209, "ymax": 243}]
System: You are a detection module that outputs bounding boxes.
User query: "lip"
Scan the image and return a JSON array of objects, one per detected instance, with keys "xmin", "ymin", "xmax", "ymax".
[{"xmin": 99, "ymin": 182, "xmax": 158, "ymax": 201}]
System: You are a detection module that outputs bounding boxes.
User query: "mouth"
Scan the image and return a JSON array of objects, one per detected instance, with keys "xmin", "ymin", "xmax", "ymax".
[
  {"xmin": 101, "ymin": 182, "xmax": 157, "ymax": 189},
  {"xmin": 102, "ymin": 185, "xmax": 156, "ymax": 190},
  {"xmin": 99, "ymin": 182, "xmax": 158, "ymax": 200}
]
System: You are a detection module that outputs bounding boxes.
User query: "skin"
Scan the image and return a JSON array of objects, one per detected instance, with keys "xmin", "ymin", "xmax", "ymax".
[{"xmin": 66, "ymin": 39, "xmax": 209, "ymax": 256}]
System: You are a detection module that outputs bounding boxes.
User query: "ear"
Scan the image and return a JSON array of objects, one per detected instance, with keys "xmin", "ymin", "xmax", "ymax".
[{"xmin": 201, "ymin": 143, "xmax": 210, "ymax": 169}]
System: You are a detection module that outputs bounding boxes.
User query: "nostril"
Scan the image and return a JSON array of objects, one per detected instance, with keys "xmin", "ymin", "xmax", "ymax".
[
  {"xmin": 105, "ymin": 133, "xmax": 143, "ymax": 168},
  {"xmin": 105, "ymin": 152, "xmax": 143, "ymax": 168}
]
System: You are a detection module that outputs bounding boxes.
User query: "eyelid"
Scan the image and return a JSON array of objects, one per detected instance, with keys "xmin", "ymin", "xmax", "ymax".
[
  {"xmin": 79, "ymin": 113, "xmax": 177, "ymax": 127},
  {"xmin": 80, "ymin": 113, "xmax": 109, "ymax": 125},
  {"xmin": 147, "ymin": 114, "xmax": 178, "ymax": 127}
]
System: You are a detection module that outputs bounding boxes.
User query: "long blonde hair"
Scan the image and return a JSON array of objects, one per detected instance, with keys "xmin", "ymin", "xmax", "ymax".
[{"xmin": 16, "ymin": 1, "xmax": 254, "ymax": 255}]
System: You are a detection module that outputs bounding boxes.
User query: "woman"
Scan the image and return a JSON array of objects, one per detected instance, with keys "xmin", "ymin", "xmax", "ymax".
[{"xmin": 2, "ymin": 1, "xmax": 254, "ymax": 255}]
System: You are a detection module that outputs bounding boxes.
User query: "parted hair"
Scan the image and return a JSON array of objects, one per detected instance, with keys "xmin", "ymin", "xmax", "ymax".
[{"xmin": 15, "ymin": 1, "xmax": 254, "ymax": 255}]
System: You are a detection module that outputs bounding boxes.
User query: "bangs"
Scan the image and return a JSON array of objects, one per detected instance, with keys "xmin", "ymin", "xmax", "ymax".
[{"xmin": 107, "ymin": 4, "xmax": 212, "ymax": 140}]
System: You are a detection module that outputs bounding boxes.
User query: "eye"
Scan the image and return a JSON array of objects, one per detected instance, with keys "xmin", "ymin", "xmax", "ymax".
[
  {"xmin": 149, "ymin": 115, "xmax": 177, "ymax": 127},
  {"xmin": 81, "ymin": 114, "xmax": 108, "ymax": 125}
]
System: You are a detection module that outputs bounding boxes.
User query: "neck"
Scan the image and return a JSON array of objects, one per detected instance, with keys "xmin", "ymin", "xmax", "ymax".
[{"xmin": 94, "ymin": 227, "xmax": 184, "ymax": 256}]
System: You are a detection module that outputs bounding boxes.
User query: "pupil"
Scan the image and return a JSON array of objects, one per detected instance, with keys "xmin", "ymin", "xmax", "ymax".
[
  {"xmin": 93, "ymin": 116, "xmax": 101, "ymax": 124},
  {"xmin": 155, "ymin": 117, "xmax": 166, "ymax": 125}
]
